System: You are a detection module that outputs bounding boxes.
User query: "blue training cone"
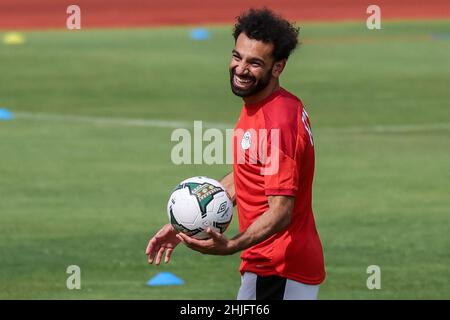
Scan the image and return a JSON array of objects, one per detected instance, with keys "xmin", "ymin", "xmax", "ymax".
[
  {"xmin": 147, "ymin": 272, "xmax": 184, "ymax": 286},
  {"xmin": 0, "ymin": 108, "xmax": 14, "ymax": 120},
  {"xmin": 190, "ymin": 28, "xmax": 210, "ymax": 41}
]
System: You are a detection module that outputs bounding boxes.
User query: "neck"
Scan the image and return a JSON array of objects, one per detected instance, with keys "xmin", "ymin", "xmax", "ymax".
[{"xmin": 243, "ymin": 79, "xmax": 280, "ymax": 105}]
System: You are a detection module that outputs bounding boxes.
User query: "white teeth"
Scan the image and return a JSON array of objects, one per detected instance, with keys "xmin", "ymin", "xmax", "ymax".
[{"xmin": 235, "ymin": 75, "xmax": 252, "ymax": 85}]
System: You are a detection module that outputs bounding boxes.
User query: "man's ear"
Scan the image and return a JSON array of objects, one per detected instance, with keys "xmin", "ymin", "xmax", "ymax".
[{"xmin": 272, "ymin": 59, "xmax": 286, "ymax": 78}]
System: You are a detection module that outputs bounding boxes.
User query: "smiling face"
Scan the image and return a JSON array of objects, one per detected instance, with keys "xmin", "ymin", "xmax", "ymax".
[{"xmin": 229, "ymin": 33, "xmax": 277, "ymax": 99}]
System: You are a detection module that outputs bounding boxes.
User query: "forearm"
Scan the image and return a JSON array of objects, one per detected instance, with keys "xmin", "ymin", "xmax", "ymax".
[
  {"xmin": 220, "ymin": 171, "xmax": 236, "ymax": 206},
  {"xmin": 229, "ymin": 200, "xmax": 292, "ymax": 253}
]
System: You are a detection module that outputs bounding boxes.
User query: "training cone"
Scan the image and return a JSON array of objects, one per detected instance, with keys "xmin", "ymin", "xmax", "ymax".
[
  {"xmin": 0, "ymin": 108, "xmax": 14, "ymax": 120},
  {"xmin": 190, "ymin": 28, "xmax": 210, "ymax": 41},
  {"xmin": 147, "ymin": 272, "xmax": 184, "ymax": 286},
  {"xmin": 3, "ymin": 32, "xmax": 25, "ymax": 45}
]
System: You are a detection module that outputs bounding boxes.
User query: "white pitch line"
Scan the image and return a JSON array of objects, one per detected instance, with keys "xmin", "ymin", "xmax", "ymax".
[
  {"xmin": 13, "ymin": 111, "xmax": 450, "ymax": 133},
  {"xmin": 15, "ymin": 111, "xmax": 232, "ymax": 130},
  {"xmin": 319, "ymin": 123, "xmax": 450, "ymax": 134}
]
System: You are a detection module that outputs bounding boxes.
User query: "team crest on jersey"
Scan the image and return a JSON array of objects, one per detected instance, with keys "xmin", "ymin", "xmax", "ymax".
[{"xmin": 241, "ymin": 131, "xmax": 252, "ymax": 150}]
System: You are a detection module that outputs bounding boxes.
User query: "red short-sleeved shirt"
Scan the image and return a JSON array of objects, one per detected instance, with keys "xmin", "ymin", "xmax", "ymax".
[{"xmin": 233, "ymin": 87, "xmax": 326, "ymax": 285}]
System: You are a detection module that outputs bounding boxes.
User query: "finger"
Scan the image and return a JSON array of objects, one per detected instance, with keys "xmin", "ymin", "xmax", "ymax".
[
  {"xmin": 183, "ymin": 235, "xmax": 207, "ymax": 248},
  {"xmin": 206, "ymin": 228, "xmax": 221, "ymax": 240},
  {"xmin": 155, "ymin": 246, "xmax": 166, "ymax": 265},
  {"xmin": 177, "ymin": 233, "xmax": 200, "ymax": 250},
  {"xmin": 177, "ymin": 232, "xmax": 190, "ymax": 244},
  {"xmin": 165, "ymin": 248, "xmax": 173, "ymax": 264},
  {"xmin": 145, "ymin": 237, "xmax": 156, "ymax": 255},
  {"xmin": 148, "ymin": 243, "xmax": 161, "ymax": 264},
  {"xmin": 147, "ymin": 236, "xmax": 161, "ymax": 255}
]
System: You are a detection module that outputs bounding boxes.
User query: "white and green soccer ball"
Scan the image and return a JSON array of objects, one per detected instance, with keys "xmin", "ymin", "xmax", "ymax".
[{"xmin": 167, "ymin": 176, "xmax": 233, "ymax": 240}]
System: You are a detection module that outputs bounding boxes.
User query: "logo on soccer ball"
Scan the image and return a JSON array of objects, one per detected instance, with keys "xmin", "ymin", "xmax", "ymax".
[
  {"xmin": 217, "ymin": 202, "xmax": 228, "ymax": 215},
  {"xmin": 184, "ymin": 182, "xmax": 223, "ymax": 217},
  {"xmin": 241, "ymin": 131, "xmax": 251, "ymax": 150}
]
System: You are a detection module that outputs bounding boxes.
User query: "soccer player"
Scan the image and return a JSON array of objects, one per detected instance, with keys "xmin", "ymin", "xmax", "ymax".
[{"xmin": 145, "ymin": 8, "xmax": 325, "ymax": 300}]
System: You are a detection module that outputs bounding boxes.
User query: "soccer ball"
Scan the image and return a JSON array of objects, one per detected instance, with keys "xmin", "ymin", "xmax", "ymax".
[{"xmin": 167, "ymin": 176, "xmax": 233, "ymax": 240}]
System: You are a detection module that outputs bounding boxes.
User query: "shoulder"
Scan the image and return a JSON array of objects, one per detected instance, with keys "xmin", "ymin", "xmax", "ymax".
[{"xmin": 261, "ymin": 88, "xmax": 304, "ymax": 130}]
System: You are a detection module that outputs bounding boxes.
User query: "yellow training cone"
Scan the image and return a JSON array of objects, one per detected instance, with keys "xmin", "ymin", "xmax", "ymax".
[{"xmin": 3, "ymin": 32, "xmax": 26, "ymax": 45}]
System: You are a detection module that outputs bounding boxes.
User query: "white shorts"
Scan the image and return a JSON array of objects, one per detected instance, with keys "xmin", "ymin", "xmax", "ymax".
[{"xmin": 237, "ymin": 272, "xmax": 320, "ymax": 300}]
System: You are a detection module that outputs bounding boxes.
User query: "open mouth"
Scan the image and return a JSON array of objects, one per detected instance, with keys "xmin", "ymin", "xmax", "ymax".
[{"xmin": 233, "ymin": 74, "xmax": 254, "ymax": 89}]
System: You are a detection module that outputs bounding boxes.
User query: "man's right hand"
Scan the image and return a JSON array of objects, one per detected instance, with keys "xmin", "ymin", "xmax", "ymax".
[{"xmin": 145, "ymin": 224, "xmax": 181, "ymax": 265}]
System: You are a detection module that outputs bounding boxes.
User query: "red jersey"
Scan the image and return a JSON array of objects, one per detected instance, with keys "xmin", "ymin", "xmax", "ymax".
[{"xmin": 233, "ymin": 87, "xmax": 326, "ymax": 285}]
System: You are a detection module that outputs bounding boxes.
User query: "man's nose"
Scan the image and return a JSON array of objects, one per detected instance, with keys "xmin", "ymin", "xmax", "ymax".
[{"xmin": 235, "ymin": 62, "xmax": 249, "ymax": 75}]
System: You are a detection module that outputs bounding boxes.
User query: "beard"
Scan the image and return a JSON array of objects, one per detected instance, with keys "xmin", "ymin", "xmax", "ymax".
[{"xmin": 229, "ymin": 67, "xmax": 273, "ymax": 98}]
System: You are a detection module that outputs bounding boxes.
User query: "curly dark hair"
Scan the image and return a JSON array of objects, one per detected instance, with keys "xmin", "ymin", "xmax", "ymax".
[{"xmin": 233, "ymin": 8, "xmax": 300, "ymax": 61}]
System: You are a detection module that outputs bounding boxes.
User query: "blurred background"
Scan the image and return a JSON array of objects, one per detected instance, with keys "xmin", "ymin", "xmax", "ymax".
[{"xmin": 0, "ymin": 0, "xmax": 449, "ymax": 299}]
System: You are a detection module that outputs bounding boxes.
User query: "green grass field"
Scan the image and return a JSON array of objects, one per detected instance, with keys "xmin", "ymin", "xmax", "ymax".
[{"xmin": 0, "ymin": 20, "xmax": 449, "ymax": 299}]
